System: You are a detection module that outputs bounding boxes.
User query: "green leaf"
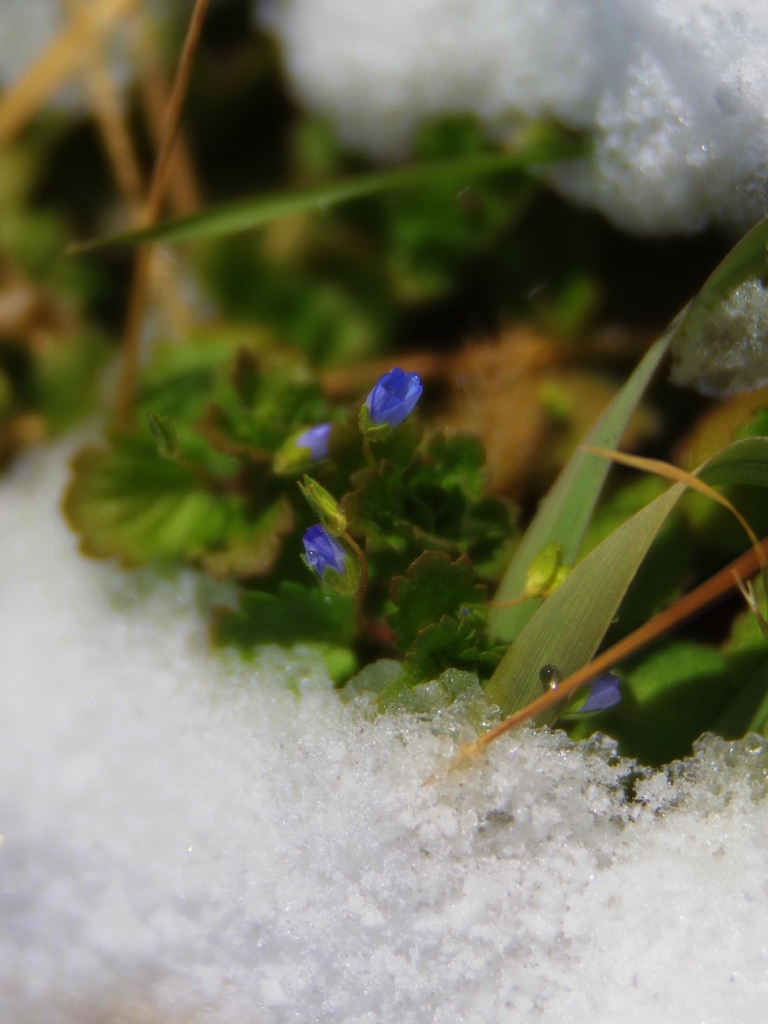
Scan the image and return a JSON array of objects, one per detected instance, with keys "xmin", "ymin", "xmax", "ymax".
[
  {"xmin": 75, "ymin": 125, "xmax": 588, "ymax": 251},
  {"xmin": 694, "ymin": 435, "xmax": 768, "ymax": 487},
  {"xmin": 712, "ymin": 659, "xmax": 768, "ymax": 739},
  {"xmin": 63, "ymin": 432, "xmax": 238, "ymax": 566},
  {"xmin": 34, "ymin": 329, "xmax": 109, "ymax": 432},
  {"xmin": 488, "ymin": 324, "xmax": 676, "ymax": 642},
  {"xmin": 484, "ymin": 481, "xmax": 686, "ymax": 718},
  {"xmin": 211, "ymin": 581, "xmax": 355, "ymax": 650},
  {"xmin": 388, "ymin": 551, "xmax": 485, "ymax": 651},
  {"xmin": 406, "ymin": 613, "xmax": 504, "ymax": 684},
  {"xmin": 198, "ymin": 496, "xmax": 294, "ymax": 580},
  {"xmin": 485, "ymin": 434, "xmax": 768, "ymax": 718},
  {"xmin": 607, "ymin": 641, "xmax": 734, "ymax": 765},
  {"xmin": 418, "ymin": 431, "xmax": 486, "ymax": 498},
  {"xmin": 146, "ymin": 412, "xmax": 180, "ymax": 460}
]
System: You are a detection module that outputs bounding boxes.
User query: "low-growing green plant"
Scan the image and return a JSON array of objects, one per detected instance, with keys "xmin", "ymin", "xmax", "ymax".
[{"xmin": 61, "ymin": 108, "xmax": 768, "ymax": 764}]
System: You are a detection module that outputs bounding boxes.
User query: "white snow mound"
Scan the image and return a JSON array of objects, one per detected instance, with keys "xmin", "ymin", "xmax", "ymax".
[
  {"xmin": 2, "ymin": 438, "xmax": 768, "ymax": 1023},
  {"xmin": 261, "ymin": 0, "xmax": 768, "ymax": 233}
]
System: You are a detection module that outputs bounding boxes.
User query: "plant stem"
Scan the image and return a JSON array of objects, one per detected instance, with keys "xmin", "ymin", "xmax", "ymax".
[
  {"xmin": 362, "ymin": 437, "xmax": 377, "ymax": 469},
  {"xmin": 115, "ymin": 0, "xmax": 211, "ymax": 424}
]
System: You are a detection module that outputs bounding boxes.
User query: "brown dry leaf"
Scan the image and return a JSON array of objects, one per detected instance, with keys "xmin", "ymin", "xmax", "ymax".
[
  {"xmin": 675, "ymin": 384, "xmax": 768, "ymax": 469},
  {"xmin": 321, "ymin": 324, "xmax": 656, "ymax": 498},
  {"xmin": 441, "ymin": 326, "xmax": 657, "ymax": 498}
]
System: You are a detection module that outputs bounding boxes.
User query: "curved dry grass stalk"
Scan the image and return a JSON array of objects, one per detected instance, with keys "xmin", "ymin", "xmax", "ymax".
[
  {"xmin": 116, "ymin": 0, "xmax": 211, "ymax": 425},
  {"xmin": 583, "ymin": 446, "xmax": 763, "ymax": 553},
  {"xmin": 0, "ymin": 0, "xmax": 142, "ymax": 144}
]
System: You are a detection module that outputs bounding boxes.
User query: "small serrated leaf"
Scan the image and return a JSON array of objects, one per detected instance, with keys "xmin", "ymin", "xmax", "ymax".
[
  {"xmin": 388, "ymin": 551, "xmax": 485, "ymax": 651},
  {"xmin": 63, "ymin": 432, "xmax": 237, "ymax": 566},
  {"xmin": 211, "ymin": 581, "xmax": 355, "ymax": 650},
  {"xmin": 406, "ymin": 613, "xmax": 504, "ymax": 684},
  {"xmin": 198, "ymin": 496, "xmax": 294, "ymax": 579}
]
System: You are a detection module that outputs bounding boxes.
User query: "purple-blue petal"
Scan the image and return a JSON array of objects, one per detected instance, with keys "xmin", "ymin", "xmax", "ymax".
[
  {"xmin": 364, "ymin": 367, "xmax": 423, "ymax": 428},
  {"xmin": 580, "ymin": 673, "xmax": 622, "ymax": 714},
  {"xmin": 295, "ymin": 423, "xmax": 331, "ymax": 462},
  {"xmin": 302, "ymin": 524, "xmax": 347, "ymax": 577}
]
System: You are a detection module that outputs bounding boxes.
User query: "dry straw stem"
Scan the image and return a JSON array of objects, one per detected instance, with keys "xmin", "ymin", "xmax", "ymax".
[
  {"xmin": 0, "ymin": 0, "xmax": 142, "ymax": 145},
  {"xmin": 583, "ymin": 446, "xmax": 768, "ymax": 574},
  {"xmin": 116, "ymin": 0, "xmax": 211, "ymax": 425},
  {"xmin": 133, "ymin": 14, "xmax": 202, "ymax": 218},
  {"xmin": 455, "ymin": 533, "xmax": 768, "ymax": 767},
  {"xmin": 64, "ymin": 0, "xmax": 145, "ymax": 209}
]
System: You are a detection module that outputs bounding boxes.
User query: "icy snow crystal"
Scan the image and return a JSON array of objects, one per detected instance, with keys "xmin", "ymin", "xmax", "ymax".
[
  {"xmin": 2, "ymin": 438, "xmax": 768, "ymax": 1023},
  {"xmin": 261, "ymin": 0, "xmax": 768, "ymax": 233}
]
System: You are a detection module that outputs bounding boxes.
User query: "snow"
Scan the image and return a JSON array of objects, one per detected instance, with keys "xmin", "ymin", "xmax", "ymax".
[
  {"xmin": 2, "ymin": 437, "xmax": 768, "ymax": 1023},
  {"xmin": 671, "ymin": 278, "xmax": 768, "ymax": 396},
  {"xmin": 0, "ymin": 1, "xmax": 62, "ymax": 88},
  {"xmin": 260, "ymin": 0, "xmax": 768, "ymax": 233}
]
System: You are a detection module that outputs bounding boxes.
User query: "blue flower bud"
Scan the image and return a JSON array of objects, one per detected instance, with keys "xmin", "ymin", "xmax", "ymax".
[
  {"xmin": 364, "ymin": 367, "xmax": 423, "ymax": 429},
  {"xmin": 295, "ymin": 423, "xmax": 331, "ymax": 461},
  {"xmin": 302, "ymin": 524, "xmax": 347, "ymax": 577},
  {"xmin": 273, "ymin": 423, "xmax": 331, "ymax": 475},
  {"xmin": 579, "ymin": 673, "xmax": 622, "ymax": 714},
  {"xmin": 302, "ymin": 524, "xmax": 361, "ymax": 596}
]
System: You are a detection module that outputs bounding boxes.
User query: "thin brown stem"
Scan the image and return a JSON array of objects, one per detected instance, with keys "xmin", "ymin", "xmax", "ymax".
[
  {"xmin": 454, "ymin": 535, "xmax": 768, "ymax": 765},
  {"xmin": 0, "ymin": 0, "xmax": 140, "ymax": 144},
  {"xmin": 115, "ymin": 0, "xmax": 211, "ymax": 424},
  {"xmin": 134, "ymin": 15, "xmax": 202, "ymax": 217}
]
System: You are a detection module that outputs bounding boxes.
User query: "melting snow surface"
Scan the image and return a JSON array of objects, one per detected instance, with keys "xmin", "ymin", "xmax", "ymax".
[
  {"xmin": 2, "ymin": 439, "xmax": 768, "ymax": 1023},
  {"xmin": 261, "ymin": 0, "xmax": 768, "ymax": 233}
]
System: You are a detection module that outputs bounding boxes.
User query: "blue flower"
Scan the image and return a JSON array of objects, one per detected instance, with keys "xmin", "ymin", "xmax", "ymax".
[
  {"xmin": 295, "ymin": 423, "xmax": 331, "ymax": 461},
  {"xmin": 364, "ymin": 368, "xmax": 423, "ymax": 429},
  {"xmin": 273, "ymin": 423, "xmax": 331, "ymax": 475},
  {"xmin": 580, "ymin": 673, "xmax": 622, "ymax": 714},
  {"xmin": 302, "ymin": 524, "xmax": 348, "ymax": 578}
]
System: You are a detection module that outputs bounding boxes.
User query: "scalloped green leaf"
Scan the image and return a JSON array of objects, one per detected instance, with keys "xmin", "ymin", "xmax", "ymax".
[
  {"xmin": 63, "ymin": 432, "xmax": 239, "ymax": 566},
  {"xmin": 406, "ymin": 613, "xmax": 504, "ymax": 684},
  {"xmin": 199, "ymin": 496, "xmax": 294, "ymax": 580},
  {"xmin": 211, "ymin": 581, "xmax": 355, "ymax": 651},
  {"xmin": 388, "ymin": 551, "xmax": 485, "ymax": 652}
]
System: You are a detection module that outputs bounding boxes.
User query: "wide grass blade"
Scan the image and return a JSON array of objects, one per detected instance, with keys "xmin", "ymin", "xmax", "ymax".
[
  {"xmin": 484, "ymin": 436, "xmax": 768, "ymax": 718},
  {"xmin": 674, "ymin": 216, "xmax": 768, "ymax": 324},
  {"xmin": 487, "ymin": 319, "xmax": 679, "ymax": 643},
  {"xmin": 668, "ymin": 215, "xmax": 768, "ymax": 395},
  {"xmin": 72, "ymin": 125, "xmax": 587, "ymax": 251}
]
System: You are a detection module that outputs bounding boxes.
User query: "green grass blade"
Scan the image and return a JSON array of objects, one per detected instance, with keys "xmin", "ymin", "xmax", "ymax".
[
  {"xmin": 668, "ymin": 215, "xmax": 768, "ymax": 395},
  {"xmin": 695, "ymin": 435, "xmax": 768, "ymax": 487},
  {"xmin": 487, "ymin": 318, "xmax": 679, "ymax": 643},
  {"xmin": 485, "ymin": 435, "xmax": 768, "ymax": 718},
  {"xmin": 676, "ymin": 216, "xmax": 768, "ymax": 321},
  {"xmin": 484, "ymin": 482, "xmax": 685, "ymax": 717},
  {"xmin": 72, "ymin": 125, "xmax": 587, "ymax": 252}
]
